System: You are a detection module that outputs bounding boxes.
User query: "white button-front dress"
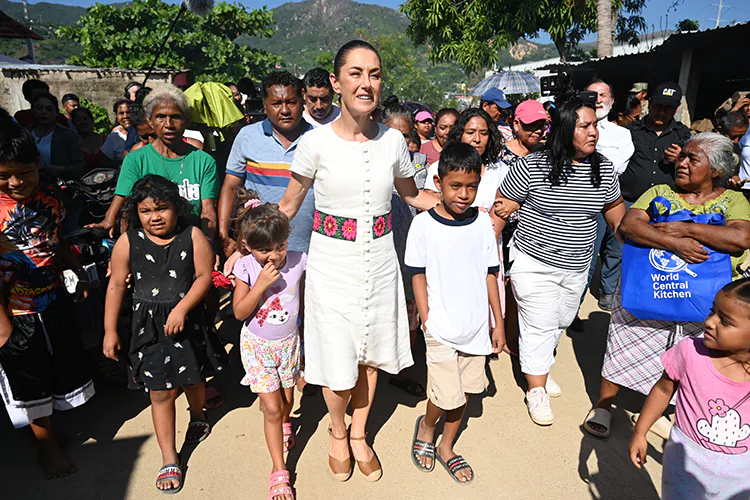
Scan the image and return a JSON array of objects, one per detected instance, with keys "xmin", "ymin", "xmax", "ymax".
[{"xmin": 290, "ymin": 123, "xmax": 415, "ymax": 391}]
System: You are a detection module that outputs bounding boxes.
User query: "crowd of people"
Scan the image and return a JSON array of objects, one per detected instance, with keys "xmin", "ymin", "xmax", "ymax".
[{"xmin": 2, "ymin": 38, "xmax": 750, "ymax": 500}]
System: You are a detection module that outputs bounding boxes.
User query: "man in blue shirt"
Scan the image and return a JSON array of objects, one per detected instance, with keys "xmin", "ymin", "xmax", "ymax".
[{"xmin": 218, "ymin": 71, "xmax": 314, "ymax": 257}]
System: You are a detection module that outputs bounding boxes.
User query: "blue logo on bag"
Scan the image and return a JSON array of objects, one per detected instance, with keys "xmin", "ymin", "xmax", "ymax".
[{"xmin": 621, "ymin": 196, "xmax": 732, "ymax": 322}]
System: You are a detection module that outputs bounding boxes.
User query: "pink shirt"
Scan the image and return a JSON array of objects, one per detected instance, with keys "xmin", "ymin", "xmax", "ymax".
[
  {"xmin": 233, "ymin": 251, "xmax": 306, "ymax": 341},
  {"xmin": 662, "ymin": 338, "xmax": 750, "ymax": 455},
  {"xmin": 419, "ymin": 140, "xmax": 441, "ymax": 166}
]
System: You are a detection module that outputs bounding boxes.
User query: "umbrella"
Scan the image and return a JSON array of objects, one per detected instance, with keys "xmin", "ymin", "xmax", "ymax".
[{"xmin": 471, "ymin": 70, "xmax": 541, "ymax": 96}]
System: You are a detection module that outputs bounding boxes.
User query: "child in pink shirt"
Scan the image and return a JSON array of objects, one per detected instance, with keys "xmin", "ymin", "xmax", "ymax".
[
  {"xmin": 231, "ymin": 189, "xmax": 306, "ymax": 500},
  {"xmin": 630, "ymin": 279, "xmax": 750, "ymax": 500}
]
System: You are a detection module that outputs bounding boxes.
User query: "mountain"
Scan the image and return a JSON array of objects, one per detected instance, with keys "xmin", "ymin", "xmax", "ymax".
[
  {"xmin": 238, "ymin": 0, "xmax": 410, "ymax": 74},
  {"xmin": 0, "ymin": 0, "xmax": 85, "ymax": 25},
  {"xmin": 0, "ymin": 0, "xmax": 560, "ymax": 88}
]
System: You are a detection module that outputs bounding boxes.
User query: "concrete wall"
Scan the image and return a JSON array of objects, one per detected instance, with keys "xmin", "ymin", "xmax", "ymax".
[{"xmin": 0, "ymin": 67, "xmax": 175, "ymax": 119}]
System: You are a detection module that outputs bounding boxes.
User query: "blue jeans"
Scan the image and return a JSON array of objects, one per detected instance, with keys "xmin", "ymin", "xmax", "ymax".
[{"xmin": 583, "ymin": 201, "xmax": 632, "ymax": 301}]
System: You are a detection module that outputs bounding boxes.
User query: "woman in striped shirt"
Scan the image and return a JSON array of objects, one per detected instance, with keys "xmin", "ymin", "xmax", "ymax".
[{"xmin": 495, "ymin": 98, "xmax": 626, "ymax": 426}]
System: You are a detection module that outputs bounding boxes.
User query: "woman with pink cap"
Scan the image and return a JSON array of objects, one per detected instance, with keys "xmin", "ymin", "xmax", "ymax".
[
  {"xmin": 414, "ymin": 110, "xmax": 434, "ymax": 144},
  {"xmin": 500, "ymin": 99, "xmax": 548, "ymax": 168}
]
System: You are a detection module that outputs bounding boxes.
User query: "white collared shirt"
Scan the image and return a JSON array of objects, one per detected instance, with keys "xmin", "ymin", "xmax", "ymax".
[{"xmin": 596, "ymin": 119, "xmax": 635, "ymax": 176}]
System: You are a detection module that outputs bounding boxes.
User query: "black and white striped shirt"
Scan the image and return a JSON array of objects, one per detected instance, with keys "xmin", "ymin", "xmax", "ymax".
[{"xmin": 500, "ymin": 151, "xmax": 621, "ymax": 272}]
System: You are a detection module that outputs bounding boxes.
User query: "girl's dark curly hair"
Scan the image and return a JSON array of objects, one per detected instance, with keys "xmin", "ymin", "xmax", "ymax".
[
  {"xmin": 123, "ymin": 175, "xmax": 194, "ymax": 231},
  {"xmin": 233, "ymin": 188, "xmax": 290, "ymax": 254},
  {"xmin": 546, "ymin": 98, "xmax": 603, "ymax": 188},
  {"xmin": 445, "ymin": 108, "xmax": 503, "ymax": 165}
]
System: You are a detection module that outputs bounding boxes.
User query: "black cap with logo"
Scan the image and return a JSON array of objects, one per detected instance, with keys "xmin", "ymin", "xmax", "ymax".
[{"xmin": 651, "ymin": 82, "xmax": 683, "ymax": 107}]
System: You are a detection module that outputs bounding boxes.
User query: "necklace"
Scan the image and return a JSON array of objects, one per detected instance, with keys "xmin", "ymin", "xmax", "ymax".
[{"xmin": 158, "ymin": 148, "xmax": 185, "ymax": 183}]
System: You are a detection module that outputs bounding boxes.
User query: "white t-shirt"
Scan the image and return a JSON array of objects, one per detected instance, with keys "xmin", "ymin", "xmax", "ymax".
[
  {"xmin": 405, "ymin": 208, "xmax": 500, "ymax": 355},
  {"xmin": 423, "ymin": 160, "xmax": 509, "ymax": 210},
  {"xmin": 596, "ymin": 119, "xmax": 635, "ymax": 175},
  {"xmin": 32, "ymin": 130, "xmax": 53, "ymax": 167},
  {"xmin": 303, "ymin": 105, "xmax": 341, "ymax": 128},
  {"xmin": 739, "ymin": 128, "xmax": 750, "ymax": 190}
]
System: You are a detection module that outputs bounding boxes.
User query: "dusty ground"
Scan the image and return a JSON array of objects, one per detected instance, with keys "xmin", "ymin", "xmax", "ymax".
[{"xmin": 1, "ymin": 292, "xmax": 667, "ymax": 500}]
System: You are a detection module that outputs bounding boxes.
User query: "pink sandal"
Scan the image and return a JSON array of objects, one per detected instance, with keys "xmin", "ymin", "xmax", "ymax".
[
  {"xmin": 268, "ymin": 470, "xmax": 294, "ymax": 500},
  {"xmin": 283, "ymin": 422, "xmax": 295, "ymax": 452}
]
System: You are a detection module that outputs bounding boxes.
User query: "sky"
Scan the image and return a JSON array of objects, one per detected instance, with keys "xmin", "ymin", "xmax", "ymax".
[{"xmin": 26, "ymin": 0, "xmax": 750, "ymax": 44}]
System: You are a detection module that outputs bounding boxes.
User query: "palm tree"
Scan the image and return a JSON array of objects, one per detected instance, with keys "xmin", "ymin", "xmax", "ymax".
[{"xmin": 597, "ymin": 0, "xmax": 614, "ymax": 58}]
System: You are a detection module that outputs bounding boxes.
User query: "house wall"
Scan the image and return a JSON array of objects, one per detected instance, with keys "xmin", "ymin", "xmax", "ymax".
[{"xmin": 0, "ymin": 67, "xmax": 174, "ymax": 119}]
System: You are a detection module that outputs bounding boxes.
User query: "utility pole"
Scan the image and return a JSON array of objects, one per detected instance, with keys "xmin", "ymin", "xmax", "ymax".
[
  {"xmin": 710, "ymin": 0, "xmax": 731, "ymax": 28},
  {"xmin": 22, "ymin": 0, "xmax": 29, "ymax": 21}
]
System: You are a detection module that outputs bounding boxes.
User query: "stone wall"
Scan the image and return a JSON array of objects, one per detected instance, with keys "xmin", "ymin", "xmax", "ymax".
[{"xmin": 0, "ymin": 66, "xmax": 175, "ymax": 119}]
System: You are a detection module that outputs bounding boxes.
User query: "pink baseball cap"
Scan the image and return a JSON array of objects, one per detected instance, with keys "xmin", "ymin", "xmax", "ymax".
[
  {"xmin": 514, "ymin": 100, "xmax": 548, "ymax": 124},
  {"xmin": 415, "ymin": 111, "xmax": 433, "ymax": 122}
]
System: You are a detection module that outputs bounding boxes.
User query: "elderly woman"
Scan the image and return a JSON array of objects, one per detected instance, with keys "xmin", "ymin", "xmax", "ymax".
[
  {"xmin": 583, "ymin": 132, "xmax": 750, "ymax": 438},
  {"xmin": 90, "ymin": 86, "xmax": 219, "ymax": 238},
  {"xmin": 419, "ymin": 108, "xmax": 458, "ymax": 165},
  {"xmin": 494, "ymin": 98, "xmax": 626, "ymax": 426},
  {"xmin": 278, "ymin": 40, "xmax": 435, "ymax": 485}
]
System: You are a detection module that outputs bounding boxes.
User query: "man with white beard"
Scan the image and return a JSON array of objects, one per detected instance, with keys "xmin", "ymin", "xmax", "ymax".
[{"xmin": 581, "ymin": 80, "xmax": 634, "ymax": 311}]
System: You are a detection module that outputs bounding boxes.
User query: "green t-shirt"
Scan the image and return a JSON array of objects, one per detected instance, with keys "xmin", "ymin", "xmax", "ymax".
[
  {"xmin": 633, "ymin": 184, "xmax": 750, "ymax": 277},
  {"xmin": 115, "ymin": 144, "xmax": 219, "ymax": 218}
]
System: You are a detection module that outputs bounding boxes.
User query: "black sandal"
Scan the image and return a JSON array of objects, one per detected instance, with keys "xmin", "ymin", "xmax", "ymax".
[
  {"xmin": 411, "ymin": 416, "xmax": 435, "ymax": 472},
  {"xmin": 185, "ymin": 420, "xmax": 210, "ymax": 444},
  {"xmin": 436, "ymin": 453, "xmax": 474, "ymax": 484},
  {"xmin": 389, "ymin": 377, "xmax": 426, "ymax": 398}
]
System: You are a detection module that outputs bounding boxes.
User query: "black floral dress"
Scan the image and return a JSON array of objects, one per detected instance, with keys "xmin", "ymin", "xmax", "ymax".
[{"xmin": 127, "ymin": 226, "xmax": 226, "ymax": 391}]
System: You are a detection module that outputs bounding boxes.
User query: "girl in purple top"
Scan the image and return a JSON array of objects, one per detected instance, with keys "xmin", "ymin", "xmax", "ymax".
[{"xmin": 232, "ymin": 189, "xmax": 306, "ymax": 500}]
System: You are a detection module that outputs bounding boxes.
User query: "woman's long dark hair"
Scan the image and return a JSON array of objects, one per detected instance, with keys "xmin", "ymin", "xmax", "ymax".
[
  {"xmin": 124, "ymin": 175, "xmax": 194, "ymax": 232},
  {"xmin": 445, "ymin": 108, "xmax": 503, "ymax": 166},
  {"xmin": 547, "ymin": 98, "xmax": 603, "ymax": 188}
]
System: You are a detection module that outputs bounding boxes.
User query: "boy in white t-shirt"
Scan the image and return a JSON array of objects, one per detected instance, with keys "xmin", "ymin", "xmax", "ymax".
[{"xmin": 405, "ymin": 142, "xmax": 504, "ymax": 484}]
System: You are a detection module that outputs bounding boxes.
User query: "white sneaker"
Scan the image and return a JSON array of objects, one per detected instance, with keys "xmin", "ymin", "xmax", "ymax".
[
  {"xmin": 526, "ymin": 387, "xmax": 554, "ymax": 426},
  {"xmin": 545, "ymin": 375, "xmax": 562, "ymax": 398}
]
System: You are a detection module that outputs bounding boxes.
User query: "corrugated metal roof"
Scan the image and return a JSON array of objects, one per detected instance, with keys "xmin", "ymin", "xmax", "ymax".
[
  {"xmin": 0, "ymin": 60, "xmax": 177, "ymax": 73},
  {"xmin": 540, "ymin": 21, "xmax": 750, "ymax": 72},
  {"xmin": 0, "ymin": 10, "xmax": 43, "ymax": 40}
]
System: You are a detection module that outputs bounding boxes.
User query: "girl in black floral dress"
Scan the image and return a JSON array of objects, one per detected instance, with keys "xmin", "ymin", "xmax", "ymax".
[{"xmin": 103, "ymin": 175, "xmax": 226, "ymax": 494}]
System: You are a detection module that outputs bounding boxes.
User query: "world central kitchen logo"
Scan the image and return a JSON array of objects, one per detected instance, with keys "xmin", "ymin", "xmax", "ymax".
[{"xmin": 648, "ymin": 249, "xmax": 695, "ymax": 298}]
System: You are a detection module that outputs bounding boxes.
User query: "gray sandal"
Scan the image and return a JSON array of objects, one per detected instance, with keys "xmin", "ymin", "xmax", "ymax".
[{"xmin": 411, "ymin": 416, "xmax": 435, "ymax": 472}]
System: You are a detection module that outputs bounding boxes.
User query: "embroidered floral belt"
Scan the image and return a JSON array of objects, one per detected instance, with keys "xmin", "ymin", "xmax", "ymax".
[{"xmin": 313, "ymin": 209, "xmax": 392, "ymax": 242}]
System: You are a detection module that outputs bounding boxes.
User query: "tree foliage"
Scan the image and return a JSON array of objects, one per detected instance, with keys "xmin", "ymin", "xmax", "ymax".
[
  {"xmin": 400, "ymin": 0, "xmax": 647, "ymax": 72},
  {"xmin": 370, "ymin": 34, "xmax": 445, "ymax": 110},
  {"xmin": 676, "ymin": 19, "xmax": 699, "ymax": 32},
  {"xmin": 57, "ymin": 0, "xmax": 280, "ymax": 82},
  {"xmin": 315, "ymin": 51, "xmax": 334, "ymax": 74},
  {"xmin": 78, "ymin": 97, "xmax": 112, "ymax": 135}
]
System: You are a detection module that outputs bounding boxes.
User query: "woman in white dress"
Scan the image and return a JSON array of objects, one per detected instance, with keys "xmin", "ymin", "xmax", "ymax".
[{"xmin": 278, "ymin": 40, "xmax": 436, "ymax": 482}]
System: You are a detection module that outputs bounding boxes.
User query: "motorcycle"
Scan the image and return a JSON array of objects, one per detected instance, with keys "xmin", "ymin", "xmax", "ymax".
[{"xmin": 59, "ymin": 168, "xmax": 129, "ymax": 386}]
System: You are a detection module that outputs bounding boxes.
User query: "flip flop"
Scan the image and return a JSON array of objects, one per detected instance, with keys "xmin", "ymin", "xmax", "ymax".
[
  {"xmin": 583, "ymin": 408, "xmax": 612, "ymax": 438},
  {"xmin": 185, "ymin": 420, "xmax": 211, "ymax": 444},
  {"xmin": 204, "ymin": 387, "xmax": 224, "ymax": 410},
  {"xmin": 283, "ymin": 422, "xmax": 295, "ymax": 452},
  {"xmin": 155, "ymin": 463, "xmax": 183, "ymax": 494},
  {"xmin": 411, "ymin": 416, "xmax": 435, "ymax": 473},
  {"xmin": 389, "ymin": 377, "xmax": 426, "ymax": 398},
  {"xmin": 436, "ymin": 453, "xmax": 474, "ymax": 484}
]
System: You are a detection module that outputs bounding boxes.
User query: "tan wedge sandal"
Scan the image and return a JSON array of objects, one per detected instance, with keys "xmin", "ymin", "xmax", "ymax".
[
  {"xmin": 327, "ymin": 426, "xmax": 353, "ymax": 482},
  {"xmin": 350, "ymin": 433, "xmax": 383, "ymax": 482}
]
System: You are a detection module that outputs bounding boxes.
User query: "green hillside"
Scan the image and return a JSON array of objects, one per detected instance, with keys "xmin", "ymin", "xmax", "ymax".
[
  {"xmin": 0, "ymin": 0, "xmax": 85, "ymax": 25},
  {"xmin": 0, "ymin": 0, "xmax": 561, "ymax": 91}
]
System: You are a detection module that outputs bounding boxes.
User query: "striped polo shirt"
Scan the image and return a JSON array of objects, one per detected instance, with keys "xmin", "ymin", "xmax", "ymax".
[
  {"xmin": 226, "ymin": 119, "xmax": 315, "ymax": 252},
  {"xmin": 500, "ymin": 151, "xmax": 621, "ymax": 272}
]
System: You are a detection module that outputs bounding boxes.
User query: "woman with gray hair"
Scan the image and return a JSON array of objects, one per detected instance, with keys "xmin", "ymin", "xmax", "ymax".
[
  {"xmin": 584, "ymin": 132, "xmax": 750, "ymax": 438},
  {"xmin": 91, "ymin": 85, "xmax": 219, "ymax": 238}
]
